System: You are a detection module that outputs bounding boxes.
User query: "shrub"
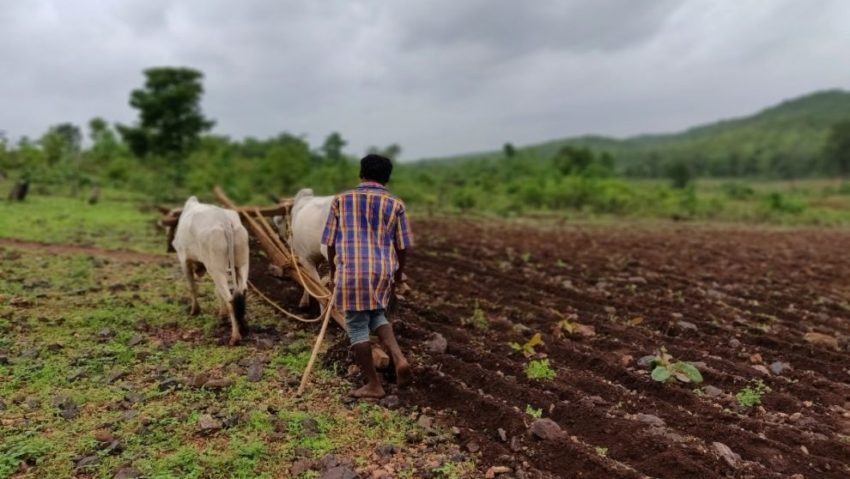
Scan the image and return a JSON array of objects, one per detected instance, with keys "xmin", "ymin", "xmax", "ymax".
[
  {"xmin": 526, "ymin": 359, "xmax": 556, "ymax": 380},
  {"xmin": 736, "ymin": 379, "xmax": 769, "ymax": 408}
]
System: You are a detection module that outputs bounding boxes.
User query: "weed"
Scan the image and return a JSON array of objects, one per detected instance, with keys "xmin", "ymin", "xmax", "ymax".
[
  {"xmin": 555, "ymin": 259, "xmax": 567, "ymax": 268},
  {"xmin": 520, "ymin": 252, "xmax": 532, "ymax": 263},
  {"xmin": 461, "ymin": 301, "xmax": 489, "ymax": 330},
  {"xmin": 0, "ymin": 433, "xmax": 52, "ymax": 477},
  {"xmin": 526, "ymin": 359, "xmax": 556, "ymax": 380},
  {"xmin": 595, "ymin": 446, "xmax": 608, "ymax": 457},
  {"xmin": 433, "ymin": 461, "xmax": 475, "ymax": 479},
  {"xmin": 525, "ymin": 404, "xmax": 543, "ymax": 418},
  {"xmin": 650, "ymin": 347, "xmax": 703, "ymax": 384},
  {"xmin": 510, "ymin": 333, "xmax": 542, "ymax": 358},
  {"xmin": 735, "ymin": 379, "xmax": 769, "ymax": 408}
]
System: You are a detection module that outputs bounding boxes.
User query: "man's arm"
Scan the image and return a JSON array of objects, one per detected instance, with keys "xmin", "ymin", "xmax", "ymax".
[
  {"xmin": 328, "ymin": 245, "xmax": 336, "ymax": 285},
  {"xmin": 395, "ymin": 249, "xmax": 406, "ymax": 283}
]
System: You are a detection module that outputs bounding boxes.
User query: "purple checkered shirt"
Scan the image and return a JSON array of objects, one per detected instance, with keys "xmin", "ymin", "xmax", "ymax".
[{"xmin": 321, "ymin": 182, "xmax": 414, "ymax": 312}]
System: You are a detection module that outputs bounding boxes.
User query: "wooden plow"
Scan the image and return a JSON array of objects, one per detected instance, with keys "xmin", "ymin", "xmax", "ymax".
[{"xmin": 159, "ymin": 186, "xmax": 380, "ymax": 396}]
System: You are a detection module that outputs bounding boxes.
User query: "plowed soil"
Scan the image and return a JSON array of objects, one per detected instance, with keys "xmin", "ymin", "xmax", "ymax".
[{"xmin": 252, "ymin": 218, "xmax": 850, "ymax": 479}]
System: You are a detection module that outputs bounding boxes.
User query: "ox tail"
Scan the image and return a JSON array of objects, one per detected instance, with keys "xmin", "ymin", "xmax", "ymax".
[{"xmin": 225, "ymin": 224, "xmax": 248, "ymax": 334}]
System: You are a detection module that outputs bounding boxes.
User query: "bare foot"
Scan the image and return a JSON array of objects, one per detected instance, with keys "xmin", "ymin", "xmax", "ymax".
[
  {"xmin": 350, "ymin": 383, "xmax": 385, "ymax": 399},
  {"xmin": 228, "ymin": 333, "xmax": 242, "ymax": 346},
  {"xmin": 396, "ymin": 359, "xmax": 412, "ymax": 387},
  {"xmin": 189, "ymin": 303, "xmax": 201, "ymax": 316}
]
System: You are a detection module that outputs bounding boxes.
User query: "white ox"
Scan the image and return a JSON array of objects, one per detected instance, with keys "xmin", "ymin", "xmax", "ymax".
[
  {"xmin": 274, "ymin": 188, "xmax": 333, "ymax": 308},
  {"xmin": 171, "ymin": 196, "xmax": 250, "ymax": 345}
]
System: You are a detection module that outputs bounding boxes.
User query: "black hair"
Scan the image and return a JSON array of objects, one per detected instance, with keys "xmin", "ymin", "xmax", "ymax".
[{"xmin": 360, "ymin": 154, "xmax": 393, "ymax": 184}]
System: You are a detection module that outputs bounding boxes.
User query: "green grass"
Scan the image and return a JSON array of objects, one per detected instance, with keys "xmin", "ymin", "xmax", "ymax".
[
  {"xmin": 0, "ymin": 246, "xmax": 449, "ymax": 478},
  {"xmin": 0, "ymin": 182, "xmax": 163, "ymax": 253}
]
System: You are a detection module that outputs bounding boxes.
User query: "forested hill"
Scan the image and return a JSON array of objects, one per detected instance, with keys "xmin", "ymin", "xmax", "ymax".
[{"xmin": 417, "ymin": 89, "xmax": 850, "ymax": 178}]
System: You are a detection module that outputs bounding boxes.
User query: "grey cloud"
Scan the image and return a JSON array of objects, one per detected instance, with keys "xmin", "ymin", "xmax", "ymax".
[{"xmin": 0, "ymin": 0, "xmax": 848, "ymax": 160}]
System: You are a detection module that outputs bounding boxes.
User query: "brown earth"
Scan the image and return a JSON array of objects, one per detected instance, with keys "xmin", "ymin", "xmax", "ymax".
[{"xmin": 251, "ymin": 218, "xmax": 850, "ymax": 479}]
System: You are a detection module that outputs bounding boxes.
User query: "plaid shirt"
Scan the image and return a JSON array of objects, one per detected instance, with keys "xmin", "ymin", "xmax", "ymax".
[{"xmin": 321, "ymin": 182, "xmax": 414, "ymax": 312}]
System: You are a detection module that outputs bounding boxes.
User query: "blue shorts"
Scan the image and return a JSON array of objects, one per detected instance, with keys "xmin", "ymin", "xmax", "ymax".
[{"xmin": 345, "ymin": 309, "xmax": 389, "ymax": 345}]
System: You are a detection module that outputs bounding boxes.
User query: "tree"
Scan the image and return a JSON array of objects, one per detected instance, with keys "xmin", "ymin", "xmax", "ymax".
[
  {"xmin": 824, "ymin": 120, "xmax": 850, "ymax": 176},
  {"xmin": 667, "ymin": 159, "xmax": 692, "ymax": 189},
  {"xmin": 117, "ymin": 67, "xmax": 214, "ymax": 161},
  {"xmin": 320, "ymin": 132, "xmax": 347, "ymax": 163},
  {"xmin": 41, "ymin": 123, "xmax": 81, "ymax": 166},
  {"xmin": 503, "ymin": 142, "xmax": 516, "ymax": 158},
  {"xmin": 367, "ymin": 143, "xmax": 402, "ymax": 160}
]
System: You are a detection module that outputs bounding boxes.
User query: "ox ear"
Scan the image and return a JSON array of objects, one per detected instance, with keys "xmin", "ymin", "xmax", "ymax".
[
  {"xmin": 166, "ymin": 226, "xmax": 176, "ymax": 253},
  {"xmin": 157, "ymin": 205, "xmax": 172, "ymax": 215}
]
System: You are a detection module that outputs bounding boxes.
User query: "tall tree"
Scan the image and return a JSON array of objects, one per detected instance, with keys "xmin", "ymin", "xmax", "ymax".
[
  {"xmin": 367, "ymin": 143, "xmax": 402, "ymax": 160},
  {"xmin": 320, "ymin": 132, "xmax": 347, "ymax": 163},
  {"xmin": 824, "ymin": 120, "xmax": 850, "ymax": 176},
  {"xmin": 117, "ymin": 67, "xmax": 214, "ymax": 161}
]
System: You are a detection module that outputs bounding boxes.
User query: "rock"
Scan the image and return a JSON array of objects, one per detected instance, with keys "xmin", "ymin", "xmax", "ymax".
[
  {"xmin": 379, "ymin": 395, "xmax": 401, "ymax": 409},
  {"xmin": 320, "ymin": 453, "xmax": 351, "ymax": 470},
  {"xmin": 749, "ymin": 353, "xmax": 763, "ymax": 364},
  {"xmin": 424, "ymin": 333, "xmax": 448, "ymax": 354},
  {"xmin": 114, "ymin": 467, "xmax": 142, "ymax": 479},
  {"xmin": 103, "ymin": 440, "xmax": 123, "ymax": 455},
  {"xmin": 120, "ymin": 410, "xmax": 138, "ymax": 421},
  {"xmin": 98, "ymin": 328, "xmax": 114, "ymax": 339},
  {"xmin": 127, "ymin": 334, "xmax": 145, "ymax": 347},
  {"xmin": 76, "ymin": 455, "xmax": 100, "ymax": 468},
  {"xmin": 466, "ymin": 441, "xmax": 481, "ymax": 453},
  {"xmin": 485, "ymin": 466, "xmax": 512, "ymax": 479},
  {"xmin": 301, "ymin": 417, "xmax": 320, "ymax": 436},
  {"xmin": 769, "ymin": 361, "xmax": 791, "ymax": 375},
  {"xmin": 676, "ymin": 321, "xmax": 698, "ymax": 333},
  {"xmin": 159, "ymin": 378, "xmax": 181, "ymax": 391},
  {"xmin": 497, "ymin": 428, "xmax": 508, "ymax": 442},
  {"xmin": 376, "ymin": 443, "xmax": 396, "ymax": 458},
  {"xmin": 203, "ymin": 378, "xmax": 234, "ymax": 390},
  {"xmin": 752, "ymin": 365, "xmax": 771, "ymax": 376},
  {"xmin": 60, "ymin": 402, "xmax": 79, "ymax": 420},
  {"xmin": 728, "ymin": 338, "xmax": 741, "ymax": 348},
  {"xmin": 635, "ymin": 413, "xmax": 665, "ymax": 427},
  {"xmin": 107, "ymin": 369, "xmax": 128, "ymax": 383},
  {"xmin": 320, "ymin": 466, "xmax": 359, "ymax": 479},
  {"xmin": 0, "ymin": 399, "xmax": 6, "ymax": 411},
  {"xmin": 95, "ymin": 430, "xmax": 114, "ymax": 443},
  {"xmin": 405, "ymin": 430, "xmax": 422, "ymax": 443},
  {"xmin": 291, "ymin": 458, "xmax": 316, "ymax": 476},
  {"xmin": 198, "ymin": 414, "xmax": 222, "ymax": 434},
  {"xmin": 510, "ymin": 435, "xmax": 522, "ymax": 452},
  {"xmin": 21, "ymin": 347, "xmax": 40, "ymax": 359},
  {"xmin": 246, "ymin": 362, "xmax": 264, "ymax": 382},
  {"xmin": 712, "ymin": 442, "xmax": 741, "ymax": 468},
  {"xmin": 417, "ymin": 414, "xmax": 434, "ymax": 429},
  {"xmin": 67, "ymin": 369, "xmax": 86, "ymax": 382},
  {"xmin": 637, "ymin": 355, "xmax": 657, "ymax": 369},
  {"xmin": 804, "ymin": 332, "xmax": 839, "ymax": 349},
  {"xmin": 703, "ymin": 385, "xmax": 724, "ymax": 398},
  {"xmin": 529, "ymin": 418, "xmax": 566, "ymax": 441}
]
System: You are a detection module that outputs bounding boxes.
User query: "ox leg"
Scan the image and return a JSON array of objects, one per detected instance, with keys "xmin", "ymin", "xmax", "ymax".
[
  {"xmin": 210, "ymin": 271, "xmax": 241, "ymax": 345},
  {"xmin": 298, "ymin": 260, "xmax": 322, "ymax": 308},
  {"xmin": 182, "ymin": 260, "xmax": 201, "ymax": 316}
]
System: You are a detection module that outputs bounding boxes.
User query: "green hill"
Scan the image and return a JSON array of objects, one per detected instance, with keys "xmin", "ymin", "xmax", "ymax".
[{"xmin": 417, "ymin": 89, "xmax": 850, "ymax": 178}]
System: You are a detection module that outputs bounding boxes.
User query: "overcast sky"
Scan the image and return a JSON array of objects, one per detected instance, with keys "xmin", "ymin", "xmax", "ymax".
[{"xmin": 1, "ymin": 0, "xmax": 849, "ymax": 160}]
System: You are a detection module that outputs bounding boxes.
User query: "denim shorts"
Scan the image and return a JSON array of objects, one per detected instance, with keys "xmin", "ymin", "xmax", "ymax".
[{"xmin": 345, "ymin": 309, "xmax": 389, "ymax": 345}]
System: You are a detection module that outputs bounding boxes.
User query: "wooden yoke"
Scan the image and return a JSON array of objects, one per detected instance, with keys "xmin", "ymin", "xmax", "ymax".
[{"xmin": 212, "ymin": 186, "xmax": 345, "ymax": 329}]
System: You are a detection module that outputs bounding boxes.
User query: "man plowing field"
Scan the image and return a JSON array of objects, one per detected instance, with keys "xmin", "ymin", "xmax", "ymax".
[{"xmin": 321, "ymin": 154, "xmax": 414, "ymax": 398}]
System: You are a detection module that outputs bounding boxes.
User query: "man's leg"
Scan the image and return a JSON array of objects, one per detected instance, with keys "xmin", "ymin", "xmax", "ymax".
[
  {"xmin": 351, "ymin": 341, "xmax": 385, "ymax": 398},
  {"xmin": 373, "ymin": 314, "xmax": 412, "ymax": 387},
  {"xmin": 347, "ymin": 311, "xmax": 385, "ymax": 398}
]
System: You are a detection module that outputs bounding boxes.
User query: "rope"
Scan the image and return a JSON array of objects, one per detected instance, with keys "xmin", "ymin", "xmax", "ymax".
[
  {"xmin": 282, "ymin": 211, "xmax": 332, "ymax": 300},
  {"xmin": 248, "ymin": 280, "xmax": 325, "ymax": 323}
]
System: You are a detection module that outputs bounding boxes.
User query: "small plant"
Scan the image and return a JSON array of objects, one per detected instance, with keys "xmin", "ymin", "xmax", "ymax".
[
  {"xmin": 520, "ymin": 252, "xmax": 532, "ymax": 263},
  {"xmin": 461, "ymin": 300, "xmax": 489, "ymax": 330},
  {"xmin": 526, "ymin": 359, "xmax": 556, "ymax": 380},
  {"xmin": 525, "ymin": 404, "xmax": 542, "ymax": 418},
  {"xmin": 595, "ymin": 446, "xmax": 608, "ymax": 457},
  {"xmin": 650, "ymin": 347, "xmax": 703, "ymax": 384},
  {"xmin": 735, "ymin": 379, "xmax": 769, "ymax": 408},
  {"xmin": 510, "ymin": 333, "xmax": 542, "ymax": 358},
  {"xmin": 555, "ymin": 259, "xmax": 567, "ymax": 268}
]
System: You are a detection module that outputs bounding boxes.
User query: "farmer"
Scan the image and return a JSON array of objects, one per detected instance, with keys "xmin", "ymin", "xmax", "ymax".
[{"xmin": 321, "ymin": 154, "xmax": 414, "ymax": 398}]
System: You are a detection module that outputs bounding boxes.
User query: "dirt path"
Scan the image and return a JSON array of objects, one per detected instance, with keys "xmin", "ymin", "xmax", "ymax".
[{"xmin": 0, "ymin": 237, "xmax": 170, "ymax": 264}]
